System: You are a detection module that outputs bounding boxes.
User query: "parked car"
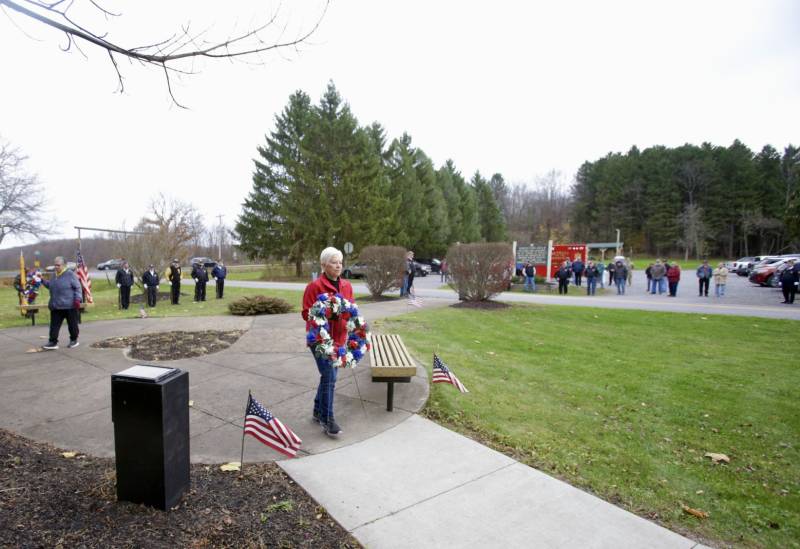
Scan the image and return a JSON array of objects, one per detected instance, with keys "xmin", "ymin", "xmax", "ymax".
[
  {"xmin": 190, "ymin": 257, "xmax": 217, "ymax": 268},
  {"xmin": 415, "ymin": 258, "xmax": 441, "ymax": 273},
  {"xmin": 44, "ymin": 262, "xmax": 77, "ymax": 272},
  {"xmin": 414, "ymin": 261, "xmax": 431, "ymax": 277},
  {"xmin": 342, "ymin": 263, "xmax": 368, "ymax": 279},
  {"xmin": 748, "ymin": 257, "xmax": 786, "ymax": 286},
  {"xmin": 730, "ymin": 256, "xmax": 755, "ymax": 276},
  {"xmin": 97, "ymin": 258, "xmax": 124, "ymax": 270},
  {"xmin": 744, "ymin": 256, "xmax": 774, "ymax": 275}
]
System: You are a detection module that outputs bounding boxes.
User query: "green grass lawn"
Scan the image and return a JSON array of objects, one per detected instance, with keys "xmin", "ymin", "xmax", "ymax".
[
  {"xmin": 627, "ymin": 257, "xmax": 728, "ymax": 271},
  {"xmin": 0, "ymin": 282, "xmax": 304, "ymax": 329},
  {"xmin": 378, "ymin": 304, "xmax": 800, "ymax": 547}
]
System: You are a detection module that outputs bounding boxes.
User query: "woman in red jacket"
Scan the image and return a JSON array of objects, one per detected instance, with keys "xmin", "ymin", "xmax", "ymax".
[
  {"xmin": 667, "ymin": 262, "xmax": 681, "ymax": 297},
  {"xmin": 301, "ymin": 247, "xmax": 354, "ymax": 437}
]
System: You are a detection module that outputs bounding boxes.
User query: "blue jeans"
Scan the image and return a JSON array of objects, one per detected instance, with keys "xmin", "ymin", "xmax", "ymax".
[
  {"xmin": 615, "ymin": 278, "xmax": 626, "ymax": 294},
  {"xmin": 586, "ymin": 277, "xmax": 597, "ymax": 295},
  {"xmin": 313, "ymin": 351, "xmax": 338, "ymax": 422},
  {"xmin": 400, "ymin": 275, "xmax": 408, "ymax": 296},
  {"xmin": 524, "ymin": 276, "xmax": 536, "ymax": 292},
  {"xmin": 715, "ymin": 283, "xmax": 725, "ymax": 297},
  {"xmin": 652, "ymin": 278, "xmax": 666, "ymax": 294}
]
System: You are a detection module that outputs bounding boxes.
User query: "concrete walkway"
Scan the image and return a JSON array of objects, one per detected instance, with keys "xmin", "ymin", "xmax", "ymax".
[{"xmin": 0, "ymin": 298, "xmax": 711, "ymax": 548}]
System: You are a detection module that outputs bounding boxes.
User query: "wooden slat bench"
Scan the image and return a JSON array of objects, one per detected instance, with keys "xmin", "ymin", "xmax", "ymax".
[{"xmin": 370, "ymin": 334, "xmax": 417, "ymax": 412}]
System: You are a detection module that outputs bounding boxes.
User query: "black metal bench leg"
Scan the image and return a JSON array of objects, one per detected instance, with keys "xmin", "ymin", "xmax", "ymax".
[{"xmin": 387, "ymin": 382, "xmax": 394, "ymax": 412}]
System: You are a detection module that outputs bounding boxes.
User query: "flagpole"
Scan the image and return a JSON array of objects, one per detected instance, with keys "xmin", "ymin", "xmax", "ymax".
[{"xmin": 240, "ymin": 390, "xmax": 250, "ymax": 471}]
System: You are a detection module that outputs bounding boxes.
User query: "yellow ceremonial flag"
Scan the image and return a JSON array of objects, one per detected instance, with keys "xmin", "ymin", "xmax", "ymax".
[{"xmin": 19, "ymin": 251, "xmax": 26, "ymax": 313}]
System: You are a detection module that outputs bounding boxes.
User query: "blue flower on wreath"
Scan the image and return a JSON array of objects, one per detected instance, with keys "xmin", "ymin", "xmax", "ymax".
[
  {"xmin": 306, "ymin": 330, "xmax": 318, "ymax": 345},
  {"xmin": 337, "ymin": 346, "xmax": 347, "ymax": 357},
  {"xmin": 317, "ymin": 293, "xmax": 328, "ymax": 302}
]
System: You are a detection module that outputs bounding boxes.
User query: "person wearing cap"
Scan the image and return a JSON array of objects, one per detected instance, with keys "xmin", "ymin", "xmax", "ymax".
[
  {"xmin": 779, "ymin": 258, "xmax": 798, "ymax": 304},
  {"xmin": 192, "ymin": 261, "xmax": 209, "ymax": 302},
  {"xmin": 696, "ymin": 259, "xmax": 712, "ymax": 297},
  {"xmin": 712, "ymin": 262, "xmax": 728, "ymax": 298},
  {"xmin": 166, "ymin": 258, "xmax": 182, "ymax": 305},
  {"xmin": 115, "ymin": 260, "xmax": 135, "ymax": 310},
  {"xmin": 142, "ymin": 264, "xmax": 160, "ymax": 307},
  {"xmin": 40, "ymin": 256, "xmax": 82, "ymax": 350},
  {"xmin": 212, "ymin": 260, "xmax": 227, "ymax": 299}
]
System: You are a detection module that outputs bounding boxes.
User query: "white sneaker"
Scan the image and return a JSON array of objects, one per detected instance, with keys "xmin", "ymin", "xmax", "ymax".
[{"xmin": 68, "ymin": 340, "xmax": 80, "ymax": 349}]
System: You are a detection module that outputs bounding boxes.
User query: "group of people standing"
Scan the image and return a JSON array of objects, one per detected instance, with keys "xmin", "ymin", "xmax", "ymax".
[
  {"xmin": 644, "ymin": 259, "xmax": 729, "ymax": 298},
  {"xmin": 114, "ymin": 259, "xmax": 228, "ymax": 309},
  {"xmin": 554, "ymin": 257, "xmax": 630, "ymax": 296}
]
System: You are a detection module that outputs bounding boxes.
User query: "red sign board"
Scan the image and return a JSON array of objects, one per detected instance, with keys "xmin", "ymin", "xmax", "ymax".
[{"xmin": 549, "ymin": 244, "xmax": 587, "ymax": 278}]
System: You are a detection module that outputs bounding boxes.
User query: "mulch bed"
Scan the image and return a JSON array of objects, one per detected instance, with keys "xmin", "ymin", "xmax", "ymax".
[
  {"xmin": 0, "ymin": 429, "xmax": 360, "ymax": 548},
  {"xmin": 91, "ymin": 330, "xmax": 245, "ymax": 361},
  {"xmin": 450, "ymin": 300, "xmax": 510, "ymax": 310}
]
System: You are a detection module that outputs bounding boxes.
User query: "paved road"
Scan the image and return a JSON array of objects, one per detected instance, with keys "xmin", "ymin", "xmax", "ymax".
[{"xmin": 227, "ymin": 269, "xmax": 800, "ymax": 321}]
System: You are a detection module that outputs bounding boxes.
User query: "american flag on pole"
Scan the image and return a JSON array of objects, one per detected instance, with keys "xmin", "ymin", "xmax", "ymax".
[
  {"xmin": 75, "ymin": 249, "xmax": 93, "ymax": 304},
  {"xmin": 244, "ymin": 394, "xmax": 302, "ymax": 458},
  {"xmin": 432, "ymin": 354, "xmax": 468, "ymax": 393}
]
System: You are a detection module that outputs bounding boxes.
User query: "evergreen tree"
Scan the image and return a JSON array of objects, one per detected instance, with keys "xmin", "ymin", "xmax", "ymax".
[
  {"xmin": 387, "ymin": 134, "xmax": 426, "ymax": 248},
  {"xmin": 472, "ymin": 171, "xmax": 507, "ymax": 242},
  {"xmin": 236, "ymin": 90, "xmax": 316, "ymax": 275},
  {"xmin": 415, "ymin": 151, "xmax": 449, "ymax": 256}
]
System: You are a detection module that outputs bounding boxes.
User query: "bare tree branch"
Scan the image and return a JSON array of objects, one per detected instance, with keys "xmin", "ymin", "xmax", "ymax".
[{"xmin": 1, "ymin": 0, "xmax": 330, "ymax": 104}]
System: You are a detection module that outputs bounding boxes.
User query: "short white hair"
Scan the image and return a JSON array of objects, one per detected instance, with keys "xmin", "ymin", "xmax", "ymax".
[{"xmin": 320, "ymin": 247, "xmax": 343, "ymax": 266}]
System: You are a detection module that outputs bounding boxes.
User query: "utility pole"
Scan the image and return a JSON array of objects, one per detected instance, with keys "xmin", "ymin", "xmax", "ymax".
[{"xmin": 216, "ymin": 214, "xmax": 224, "ymax": 261}]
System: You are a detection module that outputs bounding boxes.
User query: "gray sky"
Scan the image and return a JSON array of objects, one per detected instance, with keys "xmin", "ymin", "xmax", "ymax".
[{"xmin": 1, "ymin": 0, "xmax": 798, "ymax": 249}]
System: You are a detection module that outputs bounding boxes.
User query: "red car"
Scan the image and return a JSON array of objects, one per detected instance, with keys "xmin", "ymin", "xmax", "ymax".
[{"xmin": 748, "ymin": 258, "xmax": 784, "ymax": 286}]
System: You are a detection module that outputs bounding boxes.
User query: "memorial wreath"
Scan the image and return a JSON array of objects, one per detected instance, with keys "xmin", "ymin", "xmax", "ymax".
[{"xmin": 306, "ymin": 293, "xmax": 371, "ymax": 368}]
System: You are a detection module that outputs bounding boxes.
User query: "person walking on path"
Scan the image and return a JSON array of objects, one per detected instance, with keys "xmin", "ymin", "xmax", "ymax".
[
  {"xmin": 142, "ymin": 264, "xmax": 160, "ymax": 307},
  {"xmin": 596, "ymin": 260, "xmax": 605, "ymax": 288},
  {"xmin": 696, "ymin": 260, "xmax": 713, "ymax": 297},
  {"xmin": 607, "ymin": 260, "xmax": 616, "ymax": 287},
  {"xmin": 572, "ymin": 256, "xmax": 585, "ymax": 287},
  {"xmin": 713, "ymin": 262, "xmax": 728, "ymax": 298},
  {"xmin": 614, "ymin": 260, "xmax": 628, "ymax": 295},
  {"xmin": 301, "ymin": 247, "xmax": 354, "ymax": 437},
  {"xmin": 555, "ymin": 261, "xmax": 571, "ymax": 295},
  {"xmin": 779, "ymin": 259, "xmax": 798, "ymax": 304},
  {"xmin": 440, "ymin": 259, "xmax": 448, "ymax": 283},
  {"xmin": 115, "ymin": 260, "xmax": 134, "ymax": 310},
  {"xmin": 667, "ymin": 262, "xmax": 681, "ymax": 297},
  {"xmin": 585, "ymin": 261, "xmax": 599, "ymax": 295},
  {"xmin": 192, "ymin": 262, "xmax": 208, "ymax": 302},
  {"xmin": 650, "ymin": 260, "xmax": 667, "ymax": 295},
  {"xmin": 166, "ymin": 258, "xmax": 182, "ymax": 305},
  {"xmin": 41, "ymin": 256, "xmax": 82, "ymax": 350},
  {"xmin": 212, "ymin": 260, "xmax": 227, "ymax": 299},
  {"xmin": 523, "ymin": 262, "xmax": 536, "ymax": 292}
]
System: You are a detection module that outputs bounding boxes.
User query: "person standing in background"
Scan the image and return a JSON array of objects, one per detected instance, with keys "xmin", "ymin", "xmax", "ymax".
[
  {"xmin": 192, "ymin": 261, "xmax": 208, "ymax": 302},
  {"xmin": 142, "ymin": 264, "xmax": 160, "ymax": 307},
  {"xmin": 166, "ymin": 258, "xmax": 182, "ymax": 305},
  {"xmin": 713, "ymin": 262, "xmax": 728, "ymax": 298},
  {"xmin": 212, "ymin": 260, "xmax": 227, "ymax": 299},
  {"xmin": 115, "ymin": 260, "xmax": 134, "ymax": 310},
  {"xmin": 696, "ymin": 260, "xmax": 713, "ymax": 297}
]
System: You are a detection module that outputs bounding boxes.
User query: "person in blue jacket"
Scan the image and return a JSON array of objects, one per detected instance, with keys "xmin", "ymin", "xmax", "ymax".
[
  {"xmin": 696, "ymin": 260, "xmax": 713, "ymax": 297},
  {"xmin": 571, "ymin": 256, "xmax": 585, "ymax": 287},
  {"xmin": 212, "ymin": 260, "xmax": 227, "ymax": 299},
  {"xmin": 41, "ymin": 256, "xmax": 82, "ymax": 350}
]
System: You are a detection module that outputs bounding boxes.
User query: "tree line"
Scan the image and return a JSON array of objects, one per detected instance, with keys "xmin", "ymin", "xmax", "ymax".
[
  {"xmin": 571, "ymin": 141, "xmax": 800, "ymax": 259},
  {"xmin": 235, "ymin": 82, "xmax": 507, "ymax": 274}
]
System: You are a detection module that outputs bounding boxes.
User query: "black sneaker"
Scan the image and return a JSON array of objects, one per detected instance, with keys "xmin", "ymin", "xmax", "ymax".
[
  {"xmin": 68, "ymin": 340, "xmax": 80, "ymax": 349},
  {"xmin": 323, "ymin": 418, "xmax": 342, "ymax": 437},
  {"xmin": 42, "ymin": 342, "xmax": 58, "ymax": 350},
  {"xmin": 312, "ymin": 410, "xmax": 321, "ymax": 424}
]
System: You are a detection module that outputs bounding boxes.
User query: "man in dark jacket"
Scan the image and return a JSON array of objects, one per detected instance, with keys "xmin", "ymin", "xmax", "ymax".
[
  {"xmin": 614, "ymin": 260, "xmax": 628, "ymax": 295},
  {"xmin": 585, "ymin": 261, "xmax": 599, "ymax": 295},
  {"xmin": 212, "ymin": 260, "xmax": 227, "ymax": 299},
  {"xmin": 115, "ymin": 260, "xmax": 135, "ymax": 310},
  {"xmin": 572, "ymin": 256, "xmax": 585, "ymax": 287},
  {"xmin": 142, "ymin": 264, "xmax": 160, "ymax": 307},
  {"xmin": 696, "ymin": 260, "xmax": 712, "ymax": 297},
  {"xmin": 192, "ymin": 262, "xmax": 208, "ymax": 302},
  {"xmin": 555, "ymin": 261, "xmax": 571, "ymax": 295},
  {"xmin": 779, "ymin": 259, "xmax": 798, "ymax": 304},
  {"xmin": 166, "ymin": 258, "xmax": 182, "ymax": 305},
  {"xmin": 607, "ymin": 261, "xmax": 616, "ymax": 286},
  {"xmin": 41, "ymin": 256, "xmax": 82, "ymax": 350},
  {"xmin": 523, "ymin": 262, "xmax": 536, "ymax": 292}
]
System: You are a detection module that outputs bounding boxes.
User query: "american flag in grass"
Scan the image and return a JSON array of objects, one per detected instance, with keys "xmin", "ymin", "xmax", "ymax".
[
  {"xmin": 432, "ymin": 354, "xmax": 468, "ymax": 393},
  {"xmin": 75, "ymin": 249, "xmax": 93, "ymax": 303},
  {"xmin": 244, "ymin": 394, "xmax": 302, "ymax": 458}
]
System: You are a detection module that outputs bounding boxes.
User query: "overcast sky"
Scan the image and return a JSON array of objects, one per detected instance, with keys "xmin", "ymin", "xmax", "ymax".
[{"xmin": 1, "ymin": 0, "xmax": 798, "ymax": 249}]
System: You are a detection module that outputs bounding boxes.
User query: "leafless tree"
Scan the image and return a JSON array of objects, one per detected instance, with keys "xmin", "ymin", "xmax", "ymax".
[
  {"xmin": 0, "ymin": 139, "xmax": 54, "ymax": 247},
  {"xmin": 0, "ymin": 0, "xmax": 329, "ymax": 106},
  {"xmin": 111, "ymin": 193, "xmax": 204, "ymax": 279},
  {"xmin": 505, "ymin": 171, "xmax": 572, "ymax": 244}
]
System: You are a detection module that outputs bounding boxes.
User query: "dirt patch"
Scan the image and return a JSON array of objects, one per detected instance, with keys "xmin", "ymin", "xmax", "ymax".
[
  {"xmin": 450, "ymin": 300, "xmax": 510, "ymax": 310},
  {"xmin": 92, "ymin": 330, "xmax": 245, "ymax": 361},
  {"xmin": 130, "ymin": 291, "xmax": 183, "ymax": 304},
  {"xmin": 0, "ymin": 429, "xmax": 359, "ymax": 548}
]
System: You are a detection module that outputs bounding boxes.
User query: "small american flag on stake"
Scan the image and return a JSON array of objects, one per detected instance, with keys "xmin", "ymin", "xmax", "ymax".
[
  {"xmin": 75, "ymin": 249, "xmax": 93, "ymax": 304},
  {"xmin": 432, "ymin": 354, "xmax": 468, "ymax": 393},
  {"xmin": 243, "ymin": 394, "xmax": 302, "ymax": 458}
]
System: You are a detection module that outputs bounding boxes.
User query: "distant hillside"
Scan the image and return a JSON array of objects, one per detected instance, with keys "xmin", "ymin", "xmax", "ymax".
[{"xmin": 0, "ymin": 238, "xmax": 118, "ymax": 270}]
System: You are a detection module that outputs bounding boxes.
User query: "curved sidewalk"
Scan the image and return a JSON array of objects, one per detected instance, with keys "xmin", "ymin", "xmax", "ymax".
[{"xmin": 0, "ymin": 299, "xmax": 709, "ymax": 548}]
